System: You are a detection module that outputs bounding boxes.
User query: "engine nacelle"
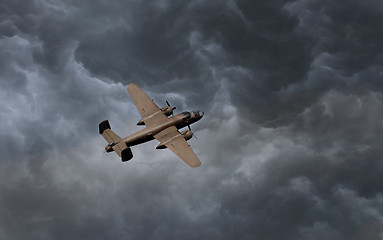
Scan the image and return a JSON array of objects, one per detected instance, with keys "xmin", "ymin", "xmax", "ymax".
[
  {"xmin": 161, "ymin": 106, "xmax": 174, "ymax": 116},
  {"xmin": 156, "ymin": 130, "xmax": 193, "ymax": 149},
  {"xmin": 181, "ymin": 130, "xmax": 193, "ymax": 141}
]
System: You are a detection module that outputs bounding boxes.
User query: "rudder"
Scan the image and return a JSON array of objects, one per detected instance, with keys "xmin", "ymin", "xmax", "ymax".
[
  {"xmin": 121, "ymin": 148, "xmax": 133, "ymax": 162},
  {"xmin": 112, "ymin": 141, "xmax": 133, "ymax": 162},
  {"xmin": 99, "ymin": 120, "xmax": 111, "ymax": 134},
  {"xmin": 99, "ymin": 120, "xmax": 122, "ymax": 144}
]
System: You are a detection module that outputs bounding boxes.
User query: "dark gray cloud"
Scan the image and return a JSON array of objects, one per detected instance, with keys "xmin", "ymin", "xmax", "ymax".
[{"xmin": 1, "ymin": 0, "xmax": 383, "ymax": 239}]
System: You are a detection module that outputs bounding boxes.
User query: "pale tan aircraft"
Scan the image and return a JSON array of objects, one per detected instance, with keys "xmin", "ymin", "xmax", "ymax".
[{"xmin": 99, "ymin": 83, "xmax": 204, "ymax": 167}]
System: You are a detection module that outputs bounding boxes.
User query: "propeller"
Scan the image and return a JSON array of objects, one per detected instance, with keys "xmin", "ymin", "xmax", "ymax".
[
  {"xmin": 188, "ymin": 125, "xmax": 198, "ymax": 139},
  {"xmin": 166, "ymin": 100, "xmax": 176, "ymax": 116}
]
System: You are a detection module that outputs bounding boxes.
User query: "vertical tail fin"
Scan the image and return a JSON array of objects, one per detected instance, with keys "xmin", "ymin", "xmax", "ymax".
[{"xmin": 99, "ymin": 120, "xmax": 121, "ymax": 143}]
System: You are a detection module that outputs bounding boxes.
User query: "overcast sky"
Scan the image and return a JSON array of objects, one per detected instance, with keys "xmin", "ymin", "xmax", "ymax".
[{"xmin": 1, "ymin": 0, "xmax": 383, "ymax": 239}]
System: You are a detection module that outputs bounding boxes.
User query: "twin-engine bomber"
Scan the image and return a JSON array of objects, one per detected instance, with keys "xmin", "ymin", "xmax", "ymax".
[{"xmin": 99, "ymin": 83, "xmax": 204, "ymax": 167}]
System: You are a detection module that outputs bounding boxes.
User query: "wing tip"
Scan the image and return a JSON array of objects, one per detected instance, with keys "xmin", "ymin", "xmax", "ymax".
[
  {"xmin": 189, "ymin": 160, "xmax": 202, "ymax": 168},
  {"xmin": 127, "ymin": 83, "xmax": 138, "ymax": 90}
]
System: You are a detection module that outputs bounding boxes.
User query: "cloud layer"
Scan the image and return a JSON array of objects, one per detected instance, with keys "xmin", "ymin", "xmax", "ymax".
[{"xmin": 1, "ymin": 0, "xmax": 383, "ymax": 239}]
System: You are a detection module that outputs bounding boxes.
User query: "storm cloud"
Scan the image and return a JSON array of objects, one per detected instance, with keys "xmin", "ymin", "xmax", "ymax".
[{"xmin": 1, "ymin": 0, "xmax": 383, "ymax": 239}]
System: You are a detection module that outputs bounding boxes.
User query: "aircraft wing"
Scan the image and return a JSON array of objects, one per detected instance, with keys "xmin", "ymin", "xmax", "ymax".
[
  {"xmin": 127, "ymin": 83, "xmax": 168, "ymax": 127},
  {"xmin": 154, "ymin": 126, "xmax": 201, "ymax": 168}
]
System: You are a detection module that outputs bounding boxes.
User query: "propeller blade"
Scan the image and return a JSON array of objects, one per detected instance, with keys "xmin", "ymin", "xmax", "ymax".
[
  {"xmin": 188, "ymin": 125, "xmax": 198, "ymax": 139},
  {"xmin": 166, "ymin": 100, "xmax": 176, "ymax": 116},
  {"xmin": 166, "ymin": 101, "xmax": 177, "ymax": 115}
]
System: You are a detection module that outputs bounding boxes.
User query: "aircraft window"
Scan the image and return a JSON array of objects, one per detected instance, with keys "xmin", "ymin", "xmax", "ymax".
[{"xmin": 182, "ymin": 112, "xmax": 191, "ymax": 120}]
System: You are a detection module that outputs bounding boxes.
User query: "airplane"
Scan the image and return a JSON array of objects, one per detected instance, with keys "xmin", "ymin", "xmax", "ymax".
[{"xmin": 99, "ymin": 83, "xmax": 204, "ymax": 167}]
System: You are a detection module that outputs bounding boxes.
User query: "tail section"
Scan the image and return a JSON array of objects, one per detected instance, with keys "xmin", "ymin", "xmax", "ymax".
[{"xmin": 99, "ymin": 120, "xmax": 133, "ymax": 162}]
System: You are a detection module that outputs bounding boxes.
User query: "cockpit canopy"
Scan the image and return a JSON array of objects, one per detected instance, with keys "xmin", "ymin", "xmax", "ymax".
[
  {"xmin": 182, "ymin": 111, "xmax": 191, "ymax": 120},
  {"xmin": 193, "ymin": 110, "xmax": 204, "ymax": 118},
  {"xmin": 182, "ymin": 111, "xmax": 204, "ymax": 120}
]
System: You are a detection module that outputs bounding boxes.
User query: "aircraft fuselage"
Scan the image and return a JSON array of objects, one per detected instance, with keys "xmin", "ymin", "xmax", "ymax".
[{"xmin": 122, "ymin": 110, "xmax": 203, "ymax": 147}]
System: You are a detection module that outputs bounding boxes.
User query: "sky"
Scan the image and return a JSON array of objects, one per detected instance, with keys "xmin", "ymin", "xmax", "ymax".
[{"xmin": 1, "ymin": 0, "xmax": 383, "ymax": 239}]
